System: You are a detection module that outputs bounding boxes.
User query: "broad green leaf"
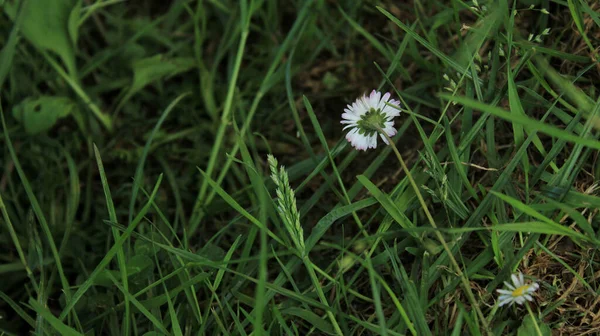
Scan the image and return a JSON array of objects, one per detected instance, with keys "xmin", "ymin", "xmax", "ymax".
[
  {"xmin": 94, "ymin": 269, "xmax": 121, "ymax": 287},
  {"xmin": 198, "ymin": 242, "xmax": 226, "ymax": 261},
  {"xmin": 134, "ymin": 233, "xmax": 161, "ymax": 256},
  {"xmin": 115, "ymin": 55, "xmax": 195, "ymax": 113},
  {"xmin": 6, "ymin": 0, "xmax": 79, "ymax": 75},
  {"xmin": 130, "ymin": 55, "xmax": 195, "ymax": 95},
  {"xmin": 517, "ymin": 315, "xmax": 551, "ymax": 336},
  {"xmin": 93, "ymin": 255, "xmax": 154, "ymax": 286},
  {"xmin": 0, "ymin": 0, "xmax": 28, "ymax": 89},
  {"xmin": 12, "ymin": 96, "xmax": 75, "ymax": 134},
  {"xmin": 126, "ymin": 255, "xmax": 153, "ymax": 276},
  {"xmin": 67, "ymin": 1, "xmax": 82, "ymax": 46}
]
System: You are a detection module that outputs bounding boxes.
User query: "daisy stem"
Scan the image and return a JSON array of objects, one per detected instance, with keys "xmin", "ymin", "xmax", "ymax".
[
  {"xmin": 378, "ymin": 129, "xmax": 492, "ymax": 335},
  {"xmin": 525, "ymin": 303, "xmax": 544, "ymax": 336}
]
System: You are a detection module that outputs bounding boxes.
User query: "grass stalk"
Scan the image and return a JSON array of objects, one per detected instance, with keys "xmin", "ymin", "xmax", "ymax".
[{"xmin": 378, "ymin": 128, "xmax": 491, "ymax": 334}]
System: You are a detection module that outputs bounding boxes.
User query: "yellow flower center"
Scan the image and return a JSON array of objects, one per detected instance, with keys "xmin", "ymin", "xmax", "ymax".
[{"xmin": 512, "ymin": 285, "xmax": 529, "ymax": 297}]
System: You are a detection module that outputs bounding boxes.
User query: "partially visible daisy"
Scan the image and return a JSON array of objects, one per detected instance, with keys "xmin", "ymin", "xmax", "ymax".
[
  {"xmin": 497, "ymin": 272, "xmax": 539, "ymax": 307},
  {"xmin": 341, "ymin": 90, "xmax": 401, "ymax": 151}
]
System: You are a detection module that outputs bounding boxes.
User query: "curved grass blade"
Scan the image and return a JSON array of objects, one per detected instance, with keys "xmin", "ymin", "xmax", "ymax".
[
  {"xmin": 440, "ymin": 94, "xmax": 600, "ymax": 150},
  {"xmin": 129, "ymin": 92, "xmax": 190, "ymax": 224},
  {"xmin": 93, "ymin": 143, "xmax": 132, "ymax": 335},
  {"xmin": 59, "ymin": 174, "xmax": 164, "ymax": 320},
  {"xmin": 29, "ymin": 299, "xmax": 82, "ymax": 336},
  {"xmin": 106, "ymin": 272, "xmax": 170, "ymax": 335},
  {"xmin": 1, "ymin": 103, "xmax": 74, "ymax": 318}
]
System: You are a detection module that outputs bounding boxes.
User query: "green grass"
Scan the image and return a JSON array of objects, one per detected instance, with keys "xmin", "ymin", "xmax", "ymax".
[{"xmin": 1, "ymin": 0, "xmax": 600, "ymax": 335}]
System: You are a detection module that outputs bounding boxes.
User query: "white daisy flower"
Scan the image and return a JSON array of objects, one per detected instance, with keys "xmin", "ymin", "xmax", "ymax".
[
  {"xmin": 496, "ymin": 272, "xmax": 539, "ymax": 307},
  {"xmin": 341, "ymin": 90, "xmax": 401, "ymax": 151}
]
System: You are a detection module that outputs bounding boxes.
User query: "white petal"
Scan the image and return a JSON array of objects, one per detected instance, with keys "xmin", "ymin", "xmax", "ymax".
[
  {"xmin": 519, "ymin": 272, "xmax": 525, "ymax": 285},
  {"xmin": 351, "ymin": 137, "xmax": 363, "ymax": 150},
  {"xmin": 346, "ymin": 128, "xmax": 358, "ymax": 142},
  {"xmin": 380, "ymin": 92, "xmax": 391, "ymax": 107},
  {"xmin": 371, "ymin": 90, "xmax": 381, "ymax": 108},
  {"xmin": 498, "ymin": 298, "xmax": 512, "ymax": 307},
  {"xmin": 524, "ymin": 294, "xmax": 533, "ymax": 301},
  {"xmin": 380, "ymin": 133, "xmax": 389, "ymax": 145},
  {"xmin": 343, "ymin": 108, "xmax": 360, "ymax": 117},
  {"xmin": 496, "ymin": 290, "xmax": 512, "ymax": 295},
  {"xmin": 504, "ymin": 281, "xmax": 515, "ymax": 290},
  {"xmin": 348, "ymin": 131, "xmax": 369, "ymax": 151},
  {"xmin": 359, "ymin": 136, "xmax": 370, "ymax": 150},
  {"xmin": 352, "ymin": 101, "xmax": 367, "ymax": 116},
  {"xmin": 382, "ymin": 104, "xmax": 400, "ymax": 117},
  {"xmin": 361, "ymin": 135, "xmax": 370, "ymax": 149},
  {"xmin": 498, "ymin": 295, "xmax": 511, "ymax": 302},
  {"xmin": 341, "ymin": 112, "xmax": 360, "ymax": 122},
  {"xmin": 511, "ymin": 274, "xmax": 521, "ymax": 287},
  {"xmin": 388, "ymin": 99, "xmax": 401, "ymax": 107},
  {"xmin": 359, "ymin": 96, "xmax": 370, "ymax": 111},
  {"xmin": 383, "ymin": 98, "xmax": 401, "ymax": 114},
  {"xmin": 526, "ymin": 285, "xmax": 537, "ymax": 293},
  {"xmin": 368, "ymin": 134, "xmax": 377, "ymax": 149},
  {"xmin": 383, "ymin": 125, "xmax": 397, "ymax": 137}
]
